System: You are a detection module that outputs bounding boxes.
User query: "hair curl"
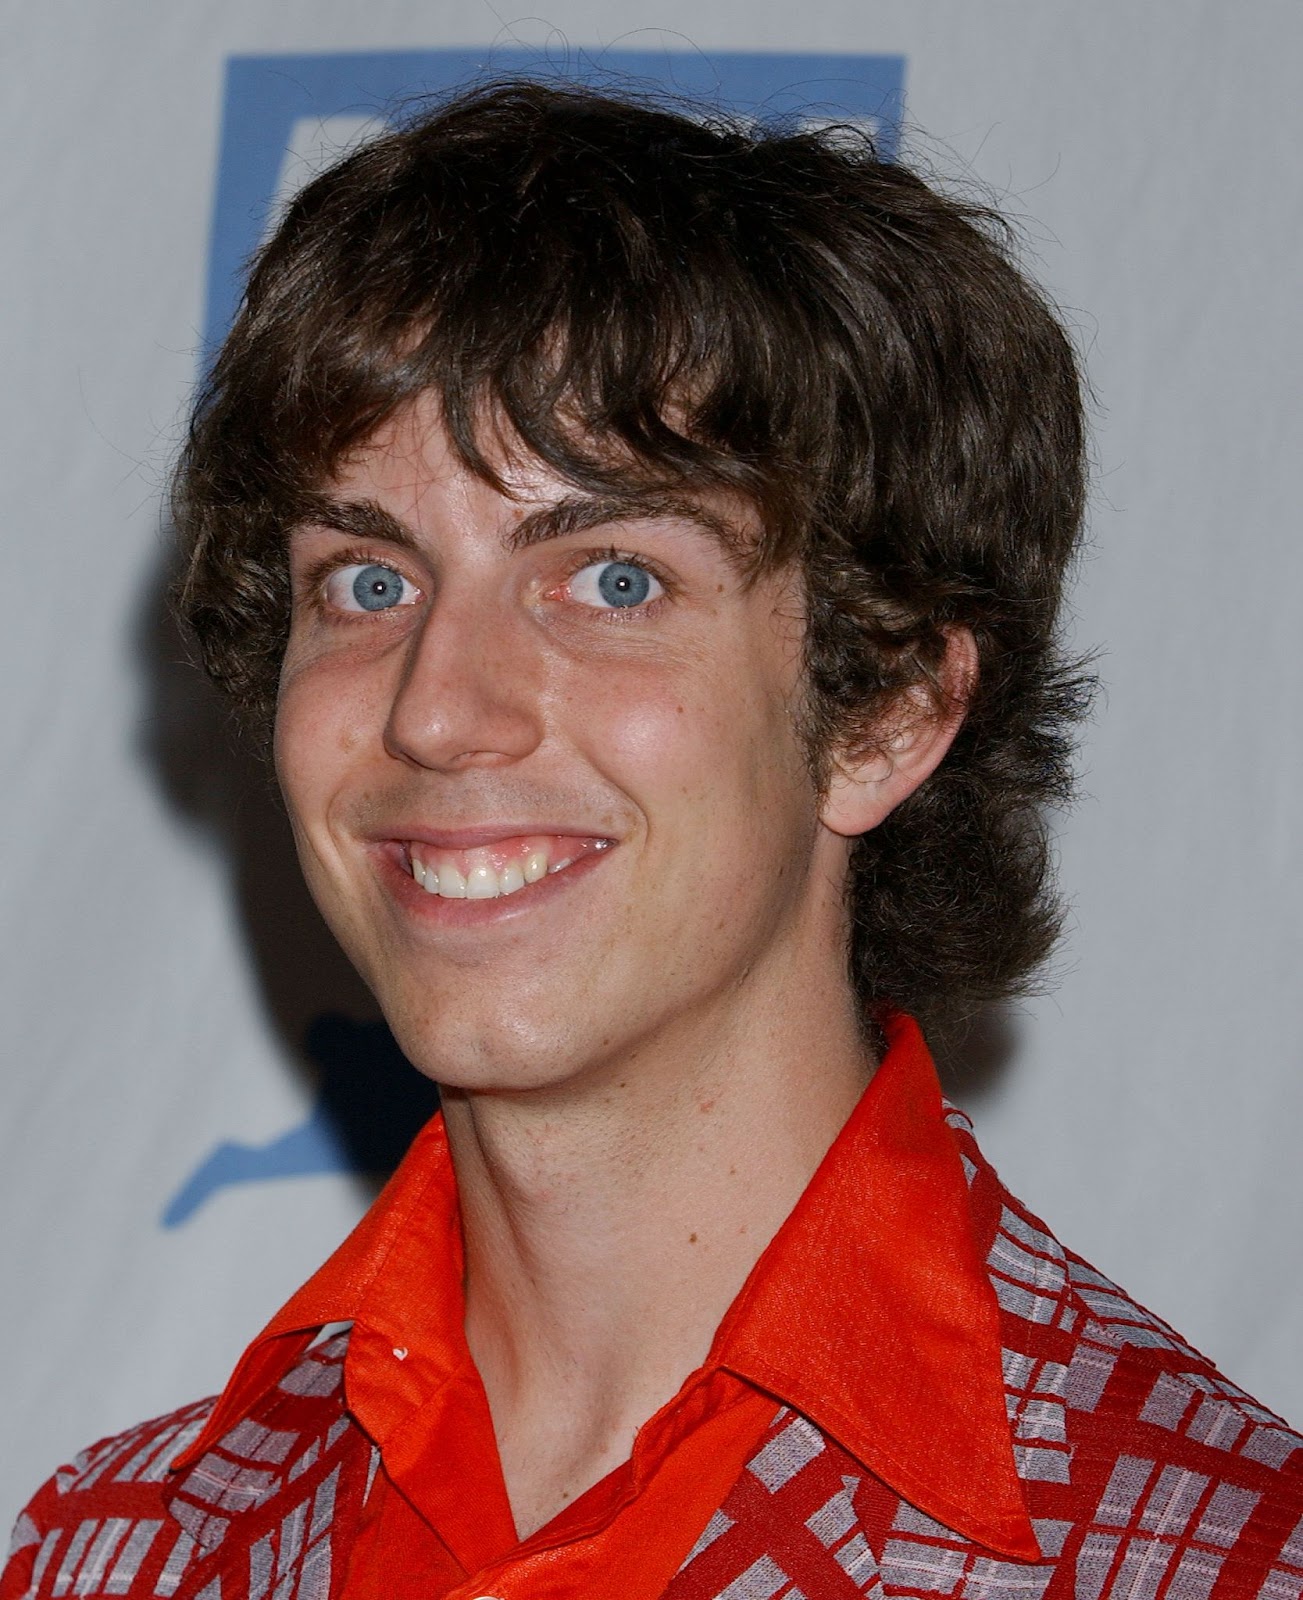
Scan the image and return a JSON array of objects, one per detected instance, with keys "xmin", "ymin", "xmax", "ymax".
[{"xmin": 174, "ymin": 78, "xmax": 1093, "ymax": 1034}]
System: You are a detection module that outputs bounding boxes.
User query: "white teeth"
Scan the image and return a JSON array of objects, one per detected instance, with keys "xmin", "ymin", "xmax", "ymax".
[
  {"xmin": 465, "ymin": 855, "xmax": 499, "ymax": 899},
  {"xmin": 437, "ymin": 863, "xmax": 467, "ymax": 898},
  {"xmin": 409, "ymin": 839, "xmax": 610, "ymax": 899}
]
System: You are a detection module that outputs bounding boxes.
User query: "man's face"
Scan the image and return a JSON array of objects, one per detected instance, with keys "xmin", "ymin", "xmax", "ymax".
[{"xmin": 275, "ymin": 398, "xmax": 856, "ymax": 1095}]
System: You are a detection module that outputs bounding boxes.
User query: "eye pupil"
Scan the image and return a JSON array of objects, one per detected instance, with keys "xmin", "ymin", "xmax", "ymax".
[
  {"xmin": 353, "ymin": 564, "xmax": 404, "ymax": 611},
  {"xmin": 597, "ymin": 562, "xmax": 652, "ymax": 607}
]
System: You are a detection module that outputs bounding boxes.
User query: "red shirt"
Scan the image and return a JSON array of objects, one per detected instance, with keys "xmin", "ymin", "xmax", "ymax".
[{"xmin": 178, "ymin": 1014, "xmax": 1035, "ymax": 1598}]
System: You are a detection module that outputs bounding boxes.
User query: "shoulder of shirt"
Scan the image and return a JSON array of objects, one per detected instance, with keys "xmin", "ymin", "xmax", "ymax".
[
  {"xmin": 1, "ymin": 1334, "xmax": 361, "ymax": 1600},
  {"xmin": 942, "ymin": 1101, "xmax": 1303, "ymax": 1584}
]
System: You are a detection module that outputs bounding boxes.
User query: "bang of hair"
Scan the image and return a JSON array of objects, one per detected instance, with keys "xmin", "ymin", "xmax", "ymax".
[{"xmin": 226, "ymin": 88, "xmax": 885, "ymax": 560}]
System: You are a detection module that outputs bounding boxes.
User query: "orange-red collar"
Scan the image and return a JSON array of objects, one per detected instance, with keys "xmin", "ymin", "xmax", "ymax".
[{"xmin": 177, "ymin": 1013, "xmax": 1036, "ymax": 1559}]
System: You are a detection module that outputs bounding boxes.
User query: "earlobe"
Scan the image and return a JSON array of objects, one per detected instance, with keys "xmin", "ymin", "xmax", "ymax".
[{"xmin": 819, "ymin": 626, "xmax": 978, "ymax": 839}]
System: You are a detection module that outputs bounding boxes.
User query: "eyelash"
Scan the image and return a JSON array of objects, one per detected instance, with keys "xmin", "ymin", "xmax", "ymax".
[
  {"xmin": 299, "ymin": 544, "xmax": 673, "ymax": 618},
  {"xmin": 557, "ymin": 546, "xmax": 673, "ymax": 616},
  {"xmin": 298, "ymin": 545, "xmax": 417, "ymax": 617}
]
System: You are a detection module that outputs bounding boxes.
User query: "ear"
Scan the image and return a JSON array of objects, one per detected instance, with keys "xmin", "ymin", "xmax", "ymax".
[{"xmin": 820, "ymin": 626, "xmax": 979, "ymax": 839}]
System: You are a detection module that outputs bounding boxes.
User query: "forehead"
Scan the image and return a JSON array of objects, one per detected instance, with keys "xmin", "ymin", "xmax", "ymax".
[
  {"xmin": 332, "ymin": 394, "xmax": 565, "ymax": 516},
  {"xmin": 319, "ymin": 393, "xmax": 761, "ymax": 562}
]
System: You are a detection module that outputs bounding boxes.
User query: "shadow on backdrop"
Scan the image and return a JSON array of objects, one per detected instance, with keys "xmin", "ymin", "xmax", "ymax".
[
  {"xmin": 930, "ymin": 1005, "xmax": 1025, "ymax": 1108},
  {"xmin": 137, "ymin": 541, "xmax": 438, "ymax": 1226}
]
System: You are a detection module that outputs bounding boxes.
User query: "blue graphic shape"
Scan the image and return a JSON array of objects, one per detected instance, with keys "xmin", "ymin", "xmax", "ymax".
[
  {"xmin": 161, "ymin": 1106, "xmax": 349, "ymax": 1227},
  {"xmin": 204, "ymin": 46, "xmax": 905, "ymax": 351},
  {"xmin": 162, "ymin": 1015, "xmax": 440, "ymax": 1226}
]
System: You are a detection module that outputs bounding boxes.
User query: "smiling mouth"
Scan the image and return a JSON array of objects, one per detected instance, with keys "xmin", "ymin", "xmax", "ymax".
[{"xmin": 405, "ymin": 835, "xmax": 614, "ymax": 900}]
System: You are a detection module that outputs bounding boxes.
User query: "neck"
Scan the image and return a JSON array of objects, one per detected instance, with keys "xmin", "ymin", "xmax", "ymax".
[{"xmin": 441, "ymin": 951, "xmax": 874, "ymax": 1535}]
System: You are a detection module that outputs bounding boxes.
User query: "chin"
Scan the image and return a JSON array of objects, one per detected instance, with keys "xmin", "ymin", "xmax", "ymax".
[{"xmin": 384, "ymin": 1006, "xmax": 596, "ymax": 1097}]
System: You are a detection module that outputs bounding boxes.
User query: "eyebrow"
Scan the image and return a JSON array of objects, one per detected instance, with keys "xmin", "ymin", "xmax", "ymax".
[
  {"xmin": 291, "ymin": 492, "xmax": 420, "ymax": 551},
  {"xmin": 292, "ymin": 489, "xmax": 748, "ymax": 560},
  {"xmin": 504, "ymin": 493, "xmax": 747, "ymax": 557}
]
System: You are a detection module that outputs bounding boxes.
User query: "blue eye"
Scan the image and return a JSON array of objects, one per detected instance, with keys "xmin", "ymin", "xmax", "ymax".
[
  {"xmin": 571, "ymin": 559, "xmax": 663, "ymax": 610},
  {"xmin": 352, "ymin": 564, "xmax": 407, "ymax": 611},
  {"xmin": 323, "ymin": 562, "xmax": 416, "ymax": 613}
]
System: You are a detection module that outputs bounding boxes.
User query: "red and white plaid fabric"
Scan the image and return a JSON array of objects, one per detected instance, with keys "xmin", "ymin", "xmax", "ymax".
[{"xmin": 6, "ymin": 1105, "xmax": 1302, "ymax": 1600}]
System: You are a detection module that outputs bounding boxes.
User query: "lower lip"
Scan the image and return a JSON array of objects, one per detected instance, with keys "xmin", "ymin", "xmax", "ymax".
[{"xmin": 373, "ymin": 842, "xmax": 614, "ymax": 928}]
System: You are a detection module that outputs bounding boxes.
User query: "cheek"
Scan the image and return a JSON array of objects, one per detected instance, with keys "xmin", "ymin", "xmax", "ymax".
[
  {"xmin": 273, "ymin": 657, "xmax": 374, "ymax": 820},
  {"xmin": 571, "ymin": 645, "xmax": 809, "ymax": 829},
  {"xmin": 577, "ymin": 665, "xmax": 720, "ymax": 788}
]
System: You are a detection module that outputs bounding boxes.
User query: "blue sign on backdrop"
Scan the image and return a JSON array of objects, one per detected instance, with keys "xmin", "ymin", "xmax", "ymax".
[
  {"xmin": 204, "ymin": 47, "xmax": 906, "ymax": 351},
  {"xmin": 168, "ymin": 46, "xmax": 906, "ymax": 1224}
]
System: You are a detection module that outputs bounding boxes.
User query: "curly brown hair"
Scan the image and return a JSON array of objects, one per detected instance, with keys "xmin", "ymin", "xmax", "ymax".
[{"xmin": 174, "ymin": 78, "xmax": 1093, "ymax": 1034}]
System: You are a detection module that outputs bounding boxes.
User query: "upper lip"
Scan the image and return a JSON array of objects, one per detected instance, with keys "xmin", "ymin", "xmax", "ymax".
[{"xmin": 368, "ymin": 823, "xmax": 617, "ymax": 850}]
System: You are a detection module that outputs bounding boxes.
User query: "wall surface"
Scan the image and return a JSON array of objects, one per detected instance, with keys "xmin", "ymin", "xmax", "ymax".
[{"xmin": 3, "ymin": 0, "xmax": 1301, "ymax": 1538}]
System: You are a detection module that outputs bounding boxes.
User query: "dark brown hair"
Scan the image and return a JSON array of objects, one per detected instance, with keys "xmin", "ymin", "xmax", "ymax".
[{"xmin": 174, "ymin": 78, "xmax": 1093, "ymax": 1033}]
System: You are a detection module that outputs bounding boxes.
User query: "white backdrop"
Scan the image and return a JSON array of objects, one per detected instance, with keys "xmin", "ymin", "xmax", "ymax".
[{"xmin": 3, "ymin": 0, "xmax": 1301, "ymax": 1539}]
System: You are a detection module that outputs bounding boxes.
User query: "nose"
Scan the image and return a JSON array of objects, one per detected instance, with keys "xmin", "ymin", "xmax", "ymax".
[{"xmin": 383, "ymin": 587, "xmax": 545, "ymax": 771}]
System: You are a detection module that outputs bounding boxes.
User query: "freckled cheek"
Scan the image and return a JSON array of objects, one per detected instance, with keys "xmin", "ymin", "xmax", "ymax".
[
  {"xmin": 275, "ymin": 660, "xmax": 384, "ymax": 817},
  {"xmin": 573, "ymin": 670, "xmax": 769, "ymax": 837},
  {"xmin": 581, "ymin": 677, "xmax": 714, "ymax": 768}
]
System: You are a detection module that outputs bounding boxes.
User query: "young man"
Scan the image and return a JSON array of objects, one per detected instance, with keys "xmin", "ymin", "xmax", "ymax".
[{"xmin": 5, "ymin": 79, "xmax": 1300, "ymax": 1600}]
